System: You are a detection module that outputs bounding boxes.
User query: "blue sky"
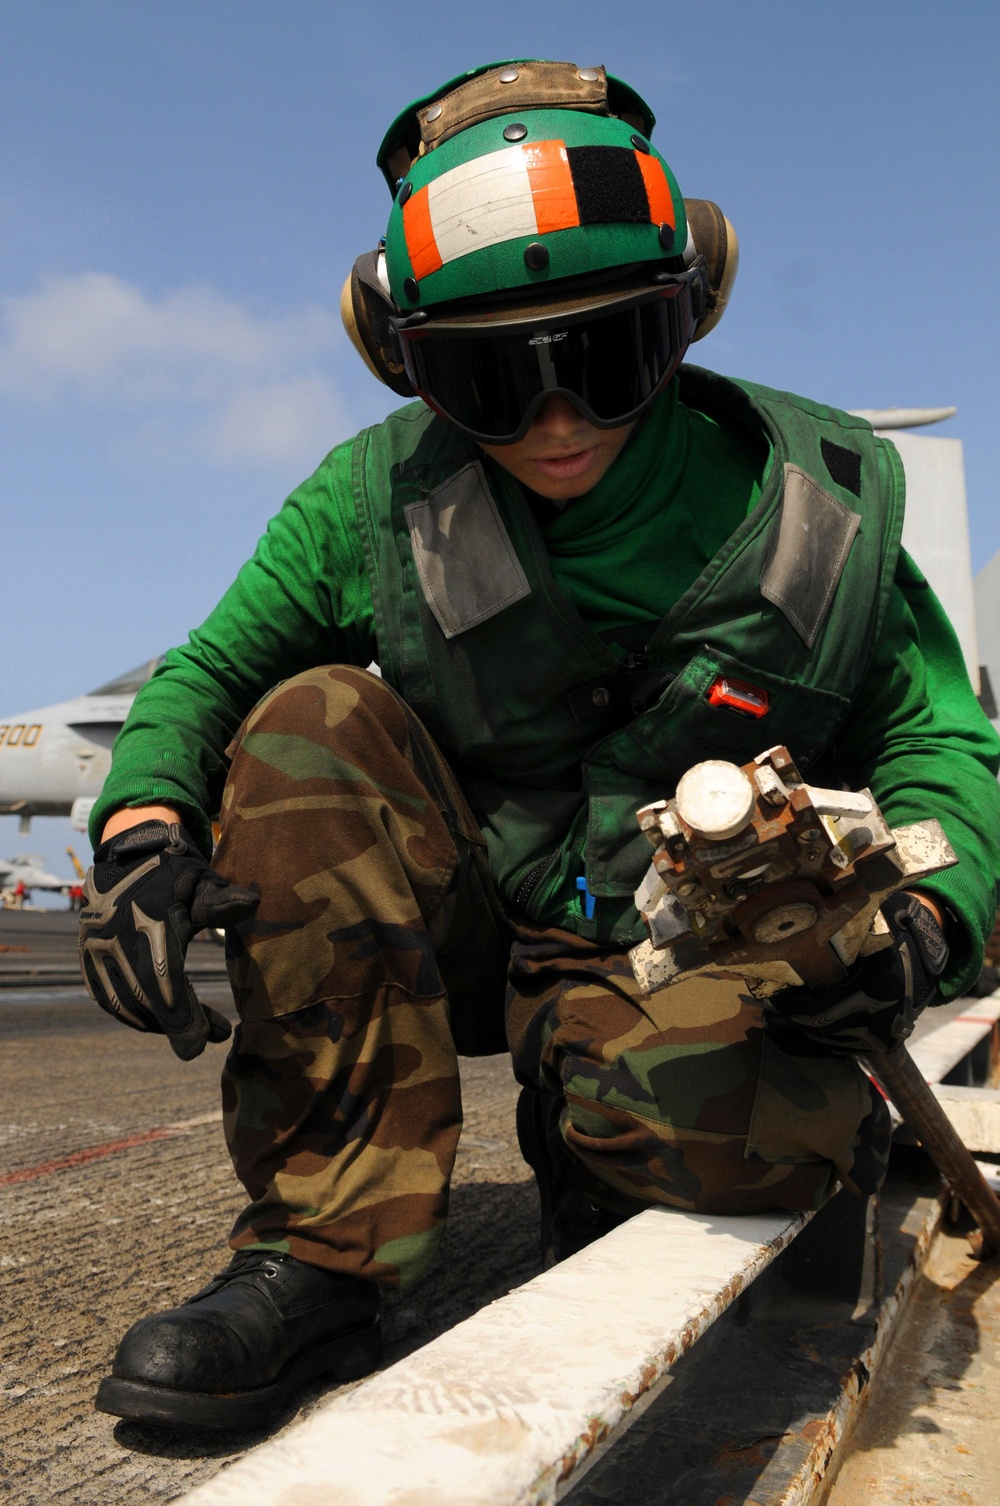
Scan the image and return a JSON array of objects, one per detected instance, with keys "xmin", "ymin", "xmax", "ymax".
[{"xmin": 1, "ymin": 0, "xmax": 997, "ymax": 872}]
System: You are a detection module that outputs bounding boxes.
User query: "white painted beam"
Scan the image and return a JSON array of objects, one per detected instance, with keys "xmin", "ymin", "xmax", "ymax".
[
  {"xmin": 908, "ymin": 996, "xmax": 1000, "ymax": 1085},
  {"xmin": 880, "ymin": 997, "xmax": 1000, "ymax": 1143},
  {"xmin": 929, "ymin": 1085, "xmax": 1000, "ymax": 1153},
  {"xmin": 975, "ymin": 1159, "xmax": 1000, "ymax": 1195},
  {"xmin": 173, "ymin": 1001, "xmax": 998, "ymax": 1506},
  {"xmin": 174, "ymin": 1206, "xmax": 809, "ymax": 1506}
]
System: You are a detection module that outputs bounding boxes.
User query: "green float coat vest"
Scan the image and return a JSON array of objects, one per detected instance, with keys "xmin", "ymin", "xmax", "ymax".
[{"xmin": 350, "ymin": 366, "xmax": 906, "ymax": 945}]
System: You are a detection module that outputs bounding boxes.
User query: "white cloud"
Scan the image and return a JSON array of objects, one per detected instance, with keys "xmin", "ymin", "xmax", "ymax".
[
  {"xmin": 0, "ymin": 272, "xmax": 354, "ymax": 466},
  {"xmin": 211, "ymin": 375, "xmax": 348, "ymax": 465}
]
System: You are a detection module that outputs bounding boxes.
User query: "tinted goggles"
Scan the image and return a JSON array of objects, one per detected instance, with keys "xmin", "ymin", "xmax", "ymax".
[{"xmin": 392, "ymin": 271, "xmax": 703, "ymax": 445}]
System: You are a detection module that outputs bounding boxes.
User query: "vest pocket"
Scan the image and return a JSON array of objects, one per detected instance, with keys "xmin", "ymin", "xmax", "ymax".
[
  {"xmin": 628, "ymin": 645, "xmax": 852, "ymax": 771},
  {"xmin": 584, "ymin": 645, "xmax": 851, "ymax": 899}
]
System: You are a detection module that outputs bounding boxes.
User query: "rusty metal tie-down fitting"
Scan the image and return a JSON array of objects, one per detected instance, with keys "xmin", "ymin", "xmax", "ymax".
[
  {"xmin": 629, "ymin": 746, "xmax": 1000, "ymax": 1259},
  {"xmin": 630, "ymin": 744, "xmax": 956, "ymax": 998}
]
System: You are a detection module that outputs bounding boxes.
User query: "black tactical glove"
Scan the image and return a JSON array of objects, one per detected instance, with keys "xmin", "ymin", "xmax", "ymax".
[
  {"xmin": 79, "ymin": 821, "xmax": 259, "ymax": 1061},
  {"xmin": 764, "ymin": 891, "xmax": 950, "ymax": 1058}
]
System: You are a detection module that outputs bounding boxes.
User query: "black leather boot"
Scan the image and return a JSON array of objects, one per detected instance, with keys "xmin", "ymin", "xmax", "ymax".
[
  {"xmin": 96, "ymin": 1249, "xmax": 382, "ymax": 1430},
  {"xmin": 515, "ymin": 1086, "xmax": 628, "ymax": 1268}
]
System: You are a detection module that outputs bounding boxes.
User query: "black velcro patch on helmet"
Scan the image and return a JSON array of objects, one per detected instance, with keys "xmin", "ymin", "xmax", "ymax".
[
  {"xmin": 820, "ymin": 439, "xmax": 862, "ymax": 498},
  {"xmin": 566, "ymin": 145, "xmax": 650, "ymax": 224}
]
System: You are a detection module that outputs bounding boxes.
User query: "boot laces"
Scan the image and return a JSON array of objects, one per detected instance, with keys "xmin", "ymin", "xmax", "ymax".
[{"xmin": 211, "ymin": 1249, "xmax": 291, "ymax": 1283}]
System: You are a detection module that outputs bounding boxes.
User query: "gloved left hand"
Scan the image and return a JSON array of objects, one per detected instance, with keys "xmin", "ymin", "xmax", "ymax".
[
  {"xmin": 764, "ymin": 890, "xmax": 950, "ymax": 1058},
  {"xmin": 79, "ymin": 820, "xmax": 259, "ymax": 1060}
]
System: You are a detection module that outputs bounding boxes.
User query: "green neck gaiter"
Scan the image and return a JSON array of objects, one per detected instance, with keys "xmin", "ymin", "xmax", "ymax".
[{"xmin": 492, "ymin": 377, "xmax": 768, "ymax": 655}]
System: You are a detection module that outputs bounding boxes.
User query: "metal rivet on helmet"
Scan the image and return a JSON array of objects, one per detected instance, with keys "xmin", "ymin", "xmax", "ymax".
[
  {"xmin": 398, "ymin": 181, "xmax": 413, "ymax": 205},
  {"xmin": 578, "ymin": 68, "xmax": 600, "ymax": 82},
  {"xmin": 658, "ymin": 222, "xmax": 675, "ymax": 250},
  {"xmin": 425, "ymin": 103, "xmax": 443, "ymax": 122},
  {"xmin": 523, "ymin": 242, "xmax": 549, "ymax": 270},
  {"xmin": 503, "ymin": 122, "xmax": 528, "ymax": 142},
  {"xmin": 403, "ymin": 276, "xmax": 419, "ymax": 301},
  {"xmin": 630, "ymin": 133, "xmax": 650, "ymax": 154},
  {"xmin": 498, "ymin": 68, "xmax": 520, "ymax": 83}
]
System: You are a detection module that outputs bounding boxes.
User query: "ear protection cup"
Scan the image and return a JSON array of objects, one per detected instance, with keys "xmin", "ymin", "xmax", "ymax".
[
  {"xmin": 684, "ymin": 199, "xmax": 739, "ymax": 340},
  {"xmin": 340, "ymin": 249, "xmax": 414, "ymax": 396}
]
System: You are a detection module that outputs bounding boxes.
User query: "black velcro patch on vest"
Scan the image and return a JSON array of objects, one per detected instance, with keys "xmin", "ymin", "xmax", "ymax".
[
  {"xmin": 567, "ymin": 145, "xmax": 649, "ymax": 224},
  {"xmin": 820, "ymin": 438, "xmax": 862, "ymax": 497}
]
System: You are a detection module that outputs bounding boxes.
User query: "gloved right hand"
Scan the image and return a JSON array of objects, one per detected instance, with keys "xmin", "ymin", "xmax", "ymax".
[
  {"xmin": 79, "ymin": 820, "xmax": 259, "ymax": 1060},
  {"xmin": 763, "ymin": 890, "xmax": 950, "ymax": 1059}
]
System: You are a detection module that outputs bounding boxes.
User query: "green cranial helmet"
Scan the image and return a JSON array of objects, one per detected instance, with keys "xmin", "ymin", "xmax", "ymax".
[
  {"xmin": 342, "ymin": 61, "xmax": 737, "ymax": 436},
  {"xmin": 378, "ymin": 60, "xmax": 689, "ymax": 313}
]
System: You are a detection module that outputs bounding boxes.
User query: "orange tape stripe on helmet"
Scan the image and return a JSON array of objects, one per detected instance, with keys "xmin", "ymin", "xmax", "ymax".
[
  {"xmin": 403, "ymin": 184, "xmax": 443, "ymax": 281},
  {"xmin": 402, "ymin": 140, "xmax": 673, "ymax": 280},
  {"xmin": 523, "ymin": 140, "xmax": 579, "ymax": 234},
  {"xmin": 634, "ymin": 150, "xmax": 674, "ymax": 228}
]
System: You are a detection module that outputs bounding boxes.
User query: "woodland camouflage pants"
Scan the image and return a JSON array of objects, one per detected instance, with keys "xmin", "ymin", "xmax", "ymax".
[{"xmin": 213, "ymin": 665, "xmax": 890, "ymax": 1290}]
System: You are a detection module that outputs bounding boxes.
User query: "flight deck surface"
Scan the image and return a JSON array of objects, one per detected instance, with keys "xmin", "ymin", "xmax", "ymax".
[
  {"xmin": 4, "ymin": 910, "xmax": 1000, "ymax": 1506},
  {"xmin": 0, "ymin": 910, "xmax": 537, "ymax": 1504}
]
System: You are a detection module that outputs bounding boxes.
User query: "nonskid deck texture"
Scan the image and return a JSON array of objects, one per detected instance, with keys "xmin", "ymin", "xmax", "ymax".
[
  {"xmin": 0, "ymin": 905, "xmax": 229, "ymax": 988},
  {"xmin": 3, "ymin": 909, "xmax": 999, "ymax": 1506},
  {"xmin": 821, "ymin": 1217, "xmax": 1000, "ymax": 1506},
  {"xmin": 0, "ymin": 950, "xmax": 537, "ymax": 1506}
]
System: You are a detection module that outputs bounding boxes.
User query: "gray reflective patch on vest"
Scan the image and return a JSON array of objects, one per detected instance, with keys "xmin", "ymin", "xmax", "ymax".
[
  {"xmin": 760, "ymin": 464, "xmax": 861, "ymax": 648},
  {"xmin": 406, "ymin": 461, "xmax": 532, "ymax": 639}
]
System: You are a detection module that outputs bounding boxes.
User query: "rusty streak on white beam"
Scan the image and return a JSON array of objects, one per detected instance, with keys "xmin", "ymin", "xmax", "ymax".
[{"xmin": 175, "ymin": 1206, "xmax": 811, "ymax": 1506}]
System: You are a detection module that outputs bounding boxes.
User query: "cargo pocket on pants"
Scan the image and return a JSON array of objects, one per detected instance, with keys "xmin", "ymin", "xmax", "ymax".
[{"xmin": 746, "ymin": 1033, "xmax": 870, "ymax": 1167}]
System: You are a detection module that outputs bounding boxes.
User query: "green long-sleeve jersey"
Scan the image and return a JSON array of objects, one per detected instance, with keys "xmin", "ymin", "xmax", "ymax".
[{"xmin": 92, "ymin": 389, "xmax": 1000, "ymax": 998}]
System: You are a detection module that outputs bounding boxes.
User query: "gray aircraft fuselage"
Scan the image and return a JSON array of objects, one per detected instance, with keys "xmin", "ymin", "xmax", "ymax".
[
  {"xmin": 0, "ymin": 658, "xmax": 163, "ymax": 828},
  {"xmin": 0, "ymin": 853, "xmax": 70, "ymax": 892}
]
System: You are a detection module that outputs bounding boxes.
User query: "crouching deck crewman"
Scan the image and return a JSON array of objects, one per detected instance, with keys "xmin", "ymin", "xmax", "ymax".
[{"xmin": 79, "ymin": 58, "xmax": 1000, "ymax": 1432}]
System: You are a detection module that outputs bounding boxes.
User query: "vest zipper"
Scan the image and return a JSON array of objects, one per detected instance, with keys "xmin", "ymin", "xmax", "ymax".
[{"xmin": 514, "ymin": 850, "xmax": 561, "ymax": 910}]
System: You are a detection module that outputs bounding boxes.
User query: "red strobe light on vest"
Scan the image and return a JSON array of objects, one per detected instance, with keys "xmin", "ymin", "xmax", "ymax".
[{"xmin": 705, "ymin": 675, "xmax": 770, "ymax": 718}]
